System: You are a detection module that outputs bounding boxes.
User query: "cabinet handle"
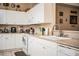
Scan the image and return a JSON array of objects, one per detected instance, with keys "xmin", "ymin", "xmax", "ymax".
[
  {"xmin": 5, "ymin": 37, "xmax": 8, "ymax": 39},
  {"xmin": 42, "ymin": 46, "xmax": 46, "ymax": 49},
  {"xmin": 22, "ymin": 37, "xmax": 26, "ymax": 45},
  {"xmin": 59, "ymin": 45, "xmax": 65, "ymax": 47}
]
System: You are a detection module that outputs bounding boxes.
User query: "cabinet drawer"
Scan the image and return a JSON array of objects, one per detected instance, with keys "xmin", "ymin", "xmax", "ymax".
[
  {"xmin": 75, "ymin": 51, "xmax": 79, "ymax": 56},
  {"xmin": 58, "ymin": 45, "xmax": 75, "ymax": 56}
]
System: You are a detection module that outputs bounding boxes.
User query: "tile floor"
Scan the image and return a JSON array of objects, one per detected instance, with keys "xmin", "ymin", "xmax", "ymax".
[{"xmin": 0, "ymin": 48, "xmax": 23, "ymax": 56}]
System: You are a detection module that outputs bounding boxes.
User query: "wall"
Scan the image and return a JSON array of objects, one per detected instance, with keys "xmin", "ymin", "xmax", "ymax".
[
  {"xmin": 56, "ymin": 4, "xmax": 79, "ymax": 31},
  {"xmin": 44, "ymin": 3, "xmax": 56, "ymax": 35},
  {"xmin": 53, "ymin": 30, "xmax": 79, "ymax": 39}
]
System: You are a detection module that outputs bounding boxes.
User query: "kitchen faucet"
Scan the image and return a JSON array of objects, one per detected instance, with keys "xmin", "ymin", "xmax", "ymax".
[
  {"xmin": 53, "ymin": 24, "xmax": 60, "ymax": 31},
  {"xmin": 52, "ymin": 24, "xmax": 64, "ymax": 37}
]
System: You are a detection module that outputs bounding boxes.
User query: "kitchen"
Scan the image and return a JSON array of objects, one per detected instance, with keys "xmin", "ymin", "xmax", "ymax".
[{"xmin": 0, "ymin": 3, "xmax": 79, "ymax": 56}]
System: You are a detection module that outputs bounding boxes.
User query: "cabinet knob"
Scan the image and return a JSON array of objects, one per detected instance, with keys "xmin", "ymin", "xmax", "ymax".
[
  {"xmin": 5, "ymin": 37, "xmax": 8, "ymax": 39},
  {"xmin": 42, "ymin": 47, "xmax": 46, "ymax": 49}
]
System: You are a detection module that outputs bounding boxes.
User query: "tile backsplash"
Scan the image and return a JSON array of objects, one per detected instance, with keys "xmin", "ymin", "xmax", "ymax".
[{"xmin": 0, "ymin": 23, "xmax": 51, "ymax": 35}]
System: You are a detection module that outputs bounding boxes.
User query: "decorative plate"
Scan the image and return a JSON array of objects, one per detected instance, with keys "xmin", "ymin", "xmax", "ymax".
[{"xmin": 11, "ymin": 3, "xmax": 15, "ymax": 8}]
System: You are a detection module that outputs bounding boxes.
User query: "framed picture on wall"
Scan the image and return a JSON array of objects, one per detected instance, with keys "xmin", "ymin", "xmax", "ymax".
[
  {"xmin": 70, "ymin": 15, "xmax": 77, "ymax": 24},
  {"xmin": 3, "ymin": 3, "xmax": 9, "ymax": 6},
  {"xmin": 59, "ymin": 18, "xmax": 63, "ymax": 24},
  {"xmin": 59, "ymin": 12, "xmax": 63, "ymax": 16}
]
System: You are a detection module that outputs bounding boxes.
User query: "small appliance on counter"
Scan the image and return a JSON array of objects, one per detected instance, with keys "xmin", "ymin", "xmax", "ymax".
[
  {"xmin": 19, "ymin": 26, "xmax": 25, "ymax": 33},
  {"xmin": 3, "ymin": 27, "xmax": 9, "ymax": 33},
  {"xmin": 34, "ymin": 27, "xmax": 42, "ymax": 35},
  {"xmin": 0, "ymin": 29, "xmax": 3, "ymax": 33},
  {"xmin": 11, "ymin": 27, "xmax": 16, "ymax": 33},
  {"xmin": 41, "ymin": 27, "xmax": 49, "ymax": 36},
  {"xmin": 30, "ymin": 27, "xmax": 35, "ymax": 34},
  {"xmin": 25, "ymin": 29, "xmax": 30, "ymax": 34},
  {"xmin": 20, "ymin": 29, "xmax": 25, "ymax": 33}
]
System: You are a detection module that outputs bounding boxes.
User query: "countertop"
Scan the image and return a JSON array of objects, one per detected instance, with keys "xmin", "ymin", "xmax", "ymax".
[
  {"xmin": 19, "ymin": 33, "xmax": 79, "ymax": 51},
  {"xmin": 37, "ymin": 35, "xmax": 79, "ymax": 51},
  {"xmin": 54, "ymin": 39, "xmax": 79, "ymax": 51},
  {"xmin": 0, "ymin": 33, "xmax": 79, "ymax": 51}
]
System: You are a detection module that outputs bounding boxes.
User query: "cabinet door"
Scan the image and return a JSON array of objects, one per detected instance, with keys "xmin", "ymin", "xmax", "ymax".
[
  {"xmin": 0, "ymin": 34, "xmax": 25, "ymax": 50},
  {"xmin": 28, "ymin": 36, "xmax": 45, "ymax": 56},
  {"xmin": 57, "ymin": 46, "xmax": 68, "ymax": 56},
  {"xmin": 6, "ymin": 10, "xmax": 27, "ymax": 24},
  {"xmin": 58, "ymin": 45, "xmax": 76, "ymax": 56},
  {"xmin": 32, "ymin": 4, "xmax": 44, "ymax": 24},
  {"xmin": 26, "ymin": 4, "xmax": 44, "ymax": 24},
  {"xmin": 15, "ymin": 12, "xmax": 27, "ymax": 24},
  {"xmin": 0, "ymin": 35, "xmax": 6, "ymax": 50},
  {"xmin": 15, "ymin": 34, "xmax": 24, "ymax": 48},
  {"xmin": 0, "ymin": 34, "xmax": 13, "ymax": 50},
  {"xmin": 21, "ymin": 12, "xmax": 28, "ymax": 25},
  {"xmin": 39, "ymin": 39, "xmax": 57, "ymax": 56},
  {"xmin": 26, "ymin": 12, "xmax": 34, "ymax": 24},
  {"xmin": 0, "ymin": 10, "xmax": 6, "ymax": 24},
  {"xmin": 6, "ymin": 10, "xmax": 17, "ymax": 24},
  {"xmin": 1, "ymin": 34, "xmax": 16, "ymax": 49},
  {"xmin": 75, "ymin": 51, "xmax": 79, "ymax": 56},
  {"xmin": 0, "ymin": 34, "xmax": 10, "ymax": 50}
]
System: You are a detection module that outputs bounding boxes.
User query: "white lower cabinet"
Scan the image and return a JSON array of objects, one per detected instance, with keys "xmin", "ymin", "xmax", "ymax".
[
  {"xmin": 39, "ymin": 39, "xmax": 57, "ymax": 56},
  {"xmin": 0, "ymin": 35, "xmax": 6, "ymax": 50},
  {"xmin": 28, "ymin": 35, "xmax": 57, "ymax": 56},
  {"xmin": 28, "ymin": 36, "xmax": 44, "ymax": 56},
  {"xmin": 57, "ymin": 45, "xmax": 78, "ymax": 56},
  {"xmin": 4, "ymin": 34, "xmax": 16, "ymax": 49},
  {"xmin": 0, "ymin": 34, "xmax": 12, "ymax": 50},
  {"xmin": 27, "ymin": 35, "xmax": 79, "ymax": 56},
  {"xmin": 0, "ymin": 34, "xmax": 25, "ymax": 50},
  {"xmin": 14, "ymin": 34, "xmax": 24, "ymax": 48},
  {"xmin": 1, "ymin": 34, "xmax": 79, "ymax": 56},
  {"xmin": 75, "ymin": 51, "xmax": 79, "ymax": 56}
]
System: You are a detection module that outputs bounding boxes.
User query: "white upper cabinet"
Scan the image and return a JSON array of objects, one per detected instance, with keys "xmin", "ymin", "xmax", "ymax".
[
  {"xmin": 6, "ymin": 10, "xmax": 17, "ymax": 24},
  {"xmin": 0, "ymin": 9, "xmax": 28, "ymax": 24},
  {"xmin": 0, "ymin": 9, "xmax": 6, "ymax": 24},
  {"xmin": 15, "ymin": 11, "xmax": 28, "ymax": 25},
  {"xmin": 26, "ymin": 3, "xmax": 55, "ymax": 24},
  {"xmin": 29, "ymin": 4, "xmax": 44, "ymax": 24},
  {"xmin": 0, "ymin": 3, "xmax": 55, "ymax": 24},
  {"xmin": 6, "ymin": 10, "xmax": 27, "ymax": 24},
  {"xmin": 26, "ymin": 4, "xmax": 44, "ymax": 24}
]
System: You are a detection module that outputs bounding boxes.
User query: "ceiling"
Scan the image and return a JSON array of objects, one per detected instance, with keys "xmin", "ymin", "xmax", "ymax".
[
  {"xmin": 0, "ymin": 3, "xmax": 37, "ymax": 12},
  {"xmin": 64, "ymin": 3, "xmax": 79, "ymax": 7},
  {"xmin": 0, "ymin": 3, "xmax": 79, "ymax": 12}
]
